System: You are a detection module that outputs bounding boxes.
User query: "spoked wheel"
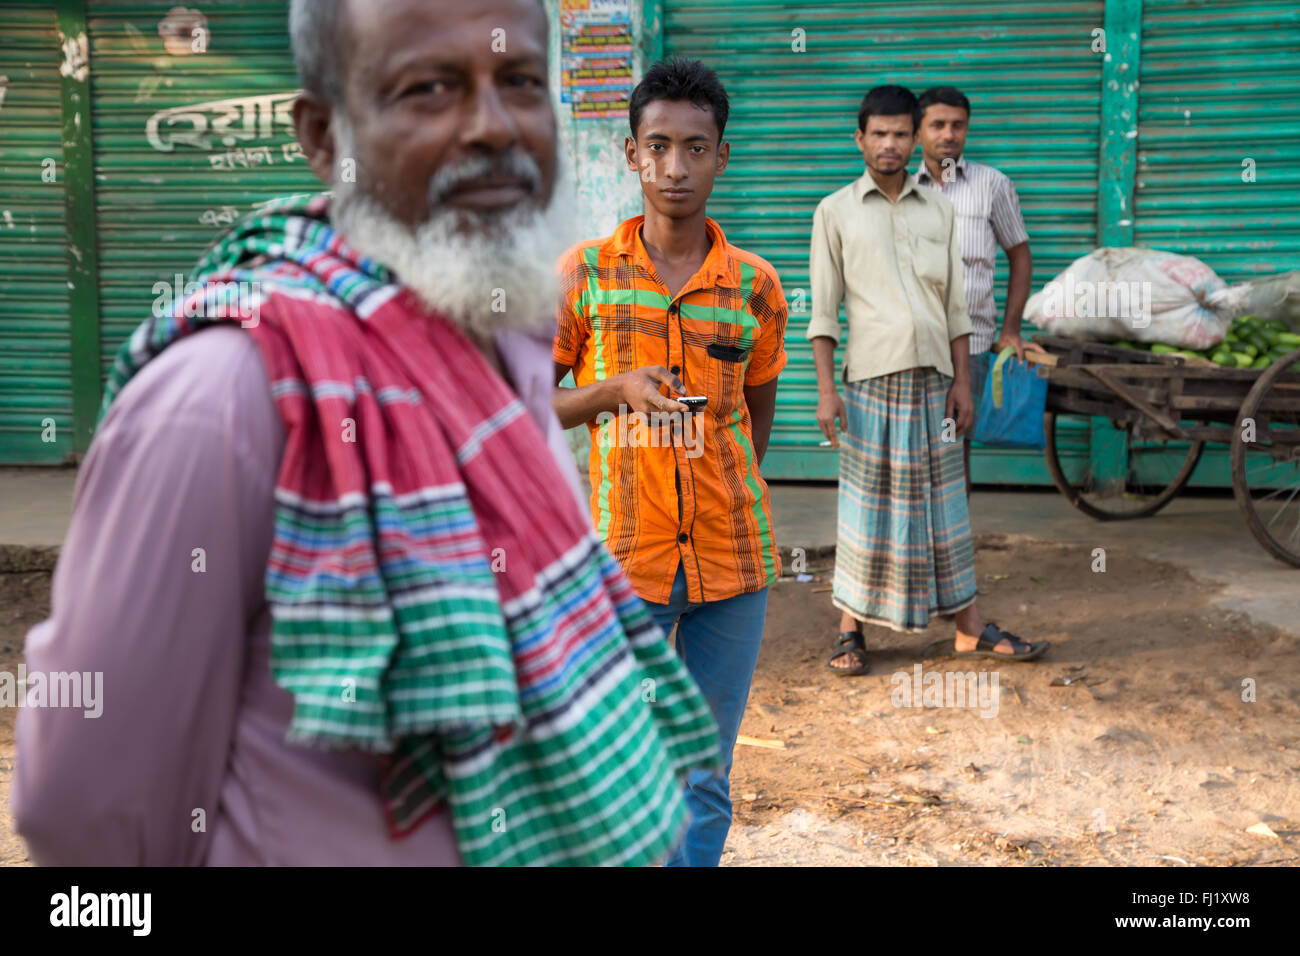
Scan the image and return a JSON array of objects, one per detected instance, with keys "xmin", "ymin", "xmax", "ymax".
[
  {"xmin": 1231, "ymin": 347, "xmax": 1300, "ymax": 567},
  {"xmin": 1044, "ymin": 412, "xmax": 1204, "ymax": 520}
]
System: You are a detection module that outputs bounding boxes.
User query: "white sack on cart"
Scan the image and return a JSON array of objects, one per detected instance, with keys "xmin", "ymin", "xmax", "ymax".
[{"xmin": 1023, "ymin": 247, "xmax": 1230, "ymax": 350}]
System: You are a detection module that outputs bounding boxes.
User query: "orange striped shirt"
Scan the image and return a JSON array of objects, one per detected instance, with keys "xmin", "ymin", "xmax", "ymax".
[{"xmin": 554, "ymin": 216, "xmax": 787, "ymax": 605}]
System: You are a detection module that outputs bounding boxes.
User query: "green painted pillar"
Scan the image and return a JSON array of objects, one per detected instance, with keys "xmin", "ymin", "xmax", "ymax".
[
  {"xmin": 1097, "ymin": 0, "xmax": 1142, "ymax": 248},
  {"xmin": 1094, "ymin": 1, "xmax": 1144, "ymax": 486},
  {"xmin": 639, "ymin": 0, "xmax": 663, "ymax": 66},
  {"xmin": 55, "ymin": 0, "xmax": 102, "ymax": 456}
]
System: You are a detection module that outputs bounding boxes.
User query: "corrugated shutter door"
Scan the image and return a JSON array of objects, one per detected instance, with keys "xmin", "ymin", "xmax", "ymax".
[
  {"xmin": 87, "ymin": 0, "xmax": 317, "ymax": 375},
  {"xmin": 0, "ymin": 5, "xmax": 72, "ymax": 464},
  {"xmin": 1136, "ymin": 0, "xmax": 1300, "ymax": 283},
  {"xmin": 1136, "ymin": 0, "xmax": 1300, "ymax": 487},
  {"xmin": 663, "ymin": 0, "xmax": 1105, "ymax": 480}
]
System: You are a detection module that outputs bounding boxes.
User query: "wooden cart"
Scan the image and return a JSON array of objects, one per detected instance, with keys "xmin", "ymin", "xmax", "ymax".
[{"xmin": 1027, "ymin": 335, "xmax": 1300, "ymax": 567}]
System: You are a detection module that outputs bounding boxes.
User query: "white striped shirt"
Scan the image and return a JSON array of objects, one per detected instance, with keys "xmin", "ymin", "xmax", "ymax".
[{"xmin": 915, "ymin": 157, "xmax": 1029, "ymax": 354}]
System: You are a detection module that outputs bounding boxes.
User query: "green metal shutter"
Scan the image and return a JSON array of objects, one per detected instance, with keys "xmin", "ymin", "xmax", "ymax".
[
  {"xmin": 87, "ymin": 0, "xmax": 317, "ymax": 376},
  {"xmin": 0, "ymin": 4, "xmax": 73, "ymax": 464},
  {"xmin": 663, "ymin": 0, "xmax": 1105, "ymax": 481},
  {"xmin": 1136, "ymin": 0, "xmax": 1300, "ymax": 487},
  {"xmin": 1136, "ymin": 0, "xmax": 1300, "ymax": 281}
]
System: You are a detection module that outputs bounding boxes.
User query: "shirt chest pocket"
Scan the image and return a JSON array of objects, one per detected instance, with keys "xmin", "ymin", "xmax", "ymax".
[
  {"xmin": 957, "ymin": 190, "xmax": 991, "ymax": 222},
  {"xmin": 956, "ymin": 212, "xmax": 993, "ymax": 263},
  {"xmin": 912, "ymin": 235, "xmax": 949, "ymax": 286}
]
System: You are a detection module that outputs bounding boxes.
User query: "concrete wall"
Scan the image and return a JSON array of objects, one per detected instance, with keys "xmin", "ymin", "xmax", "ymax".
[
  {"xmin": 543, "ymin": 0, "xmax": 652, "ymax": 486},
  {"xmin": 544, "ymin": 0, "xmax": 646, "ymax": 236}
]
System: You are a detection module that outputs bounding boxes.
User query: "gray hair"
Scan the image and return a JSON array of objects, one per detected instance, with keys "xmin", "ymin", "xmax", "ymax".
[{"xmin": 290, "ymin": 0, "xmax": 345, "ymax": 104}]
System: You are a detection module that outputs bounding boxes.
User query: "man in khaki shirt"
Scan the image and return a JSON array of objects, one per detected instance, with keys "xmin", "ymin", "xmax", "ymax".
[{"xmin": 809, "ymin": 85, "xmax": 1047, "ymax": 674}]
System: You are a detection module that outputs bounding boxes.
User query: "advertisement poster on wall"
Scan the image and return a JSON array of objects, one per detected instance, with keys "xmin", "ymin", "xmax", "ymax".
[{"xmin": 560, "ymin": 0, "xmax": 634, "ymax": 119}]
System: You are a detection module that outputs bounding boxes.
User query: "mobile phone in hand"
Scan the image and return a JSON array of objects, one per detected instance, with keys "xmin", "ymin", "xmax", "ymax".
[{"xmin": 678, "ymin": 395, "xmax": 707, "ymax": 412}]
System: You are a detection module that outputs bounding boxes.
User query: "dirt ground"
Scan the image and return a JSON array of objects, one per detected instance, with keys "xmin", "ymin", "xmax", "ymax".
[
  {"xmin": 0, "ymin": 570, "xmax": 46, "ymax": 866},
  {"xmin": 721, "ymin": 535, "xmax": 1300, "ymax": 866},
  {"xmin": 1, "ymin": 535, "xmax": 1297, "ymax": 867}
]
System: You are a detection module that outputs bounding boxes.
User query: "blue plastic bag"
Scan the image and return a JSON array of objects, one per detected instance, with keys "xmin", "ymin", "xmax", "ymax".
[{"xmin": 971, "ymin": 347, "xmax": 1047, "ymax": 450}]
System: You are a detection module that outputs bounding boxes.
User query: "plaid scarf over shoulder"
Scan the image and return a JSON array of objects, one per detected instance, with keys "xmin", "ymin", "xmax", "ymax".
[{"xmin": 101, "ymin": 194, "xmax": 721, "ymax": 865}]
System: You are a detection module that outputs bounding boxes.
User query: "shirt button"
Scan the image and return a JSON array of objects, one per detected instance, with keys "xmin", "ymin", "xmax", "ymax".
[
  {"xmin": 670, "ymin": 365, "xmax": 680, "ymax": 375},
  {"xmin": 678, "ymin": 532, "xmax": 689, "ymax": 543}
]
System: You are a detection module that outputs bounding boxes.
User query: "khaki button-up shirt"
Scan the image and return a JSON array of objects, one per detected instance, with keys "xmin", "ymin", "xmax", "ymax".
[{"xmin": 807, "ymin": 170, "xmax": 973, "ymax": 381}]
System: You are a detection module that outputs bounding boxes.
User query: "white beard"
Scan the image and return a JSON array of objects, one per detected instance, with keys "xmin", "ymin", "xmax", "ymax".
[{"xmin": 328, "ymin": 129, "xmax": 576, "ymax": 339}]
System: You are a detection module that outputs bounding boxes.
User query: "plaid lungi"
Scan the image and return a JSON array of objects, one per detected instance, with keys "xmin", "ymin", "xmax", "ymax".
[{"xmin": 832, "ymin": 368, "xmax": 978, "ymax": 633}]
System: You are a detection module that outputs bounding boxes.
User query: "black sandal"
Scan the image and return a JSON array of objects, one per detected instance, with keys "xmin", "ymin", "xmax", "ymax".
[
  {"xmin": 826, "ymin": 630, "xmax": 869, "ymax": 676},
  {"xmin": 953, "ymin": 622, "xmax": 1049, "ymax": 662}
]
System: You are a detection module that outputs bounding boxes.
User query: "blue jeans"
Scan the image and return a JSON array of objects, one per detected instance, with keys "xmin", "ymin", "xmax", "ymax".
[{"xmin": 644, "ymin": 566, "xmax": 768, "ymax": 867}]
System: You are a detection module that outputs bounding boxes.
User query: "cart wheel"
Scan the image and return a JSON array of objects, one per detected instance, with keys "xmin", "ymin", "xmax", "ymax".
[
  {"xmin": 1230, "ymin": 347, "xmax": 1300, "ymax": 567},
  {"xmin": 1044, "ymin": 412, "xmax": 1203, "ymax": 520}
]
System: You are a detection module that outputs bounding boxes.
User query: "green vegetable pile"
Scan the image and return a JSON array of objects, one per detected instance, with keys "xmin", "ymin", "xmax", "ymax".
[{"xmin": 1109, "ymin": 316, "xmax": 1300, "ymax": 370}]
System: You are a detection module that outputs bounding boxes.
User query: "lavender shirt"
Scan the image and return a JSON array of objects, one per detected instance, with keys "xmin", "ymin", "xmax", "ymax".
[{"xmin": 11, "ymin": 320, "xmax": 584, "ymax": 865}]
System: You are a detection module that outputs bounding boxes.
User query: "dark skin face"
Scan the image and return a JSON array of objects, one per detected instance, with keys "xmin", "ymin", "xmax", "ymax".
[
  {"xmin": 292, "ymin": 0, "xmax": 557, "ymax": 230},
  {"xmin": 626, "ymin": 99, "xmax": 729, "ymax": 223},
  {"xmin": 854, "ymin": 113, "xmax": 917, "ymax": 179},
  {"xmin": 918, "ymin": 102, "xmax": 969, "ymax": 174}
]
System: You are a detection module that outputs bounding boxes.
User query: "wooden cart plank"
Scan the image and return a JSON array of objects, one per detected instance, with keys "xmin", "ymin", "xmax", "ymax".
[
  {"xmin": 1039, "ymin": 336, "xmax": 1300, "ymax": 448},
  {"xmin": 1173, "ymin": 394, "xmax": 1300, "ymax": 413},
  {"xmin": 1081, "ymin": 366, "xmax": 1185, "ymax": 435}
]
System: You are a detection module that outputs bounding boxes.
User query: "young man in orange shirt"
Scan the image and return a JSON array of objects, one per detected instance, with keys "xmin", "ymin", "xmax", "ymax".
[{"xmin": 552, "ymin": 57, "xmax": 788, "ymax": 867}]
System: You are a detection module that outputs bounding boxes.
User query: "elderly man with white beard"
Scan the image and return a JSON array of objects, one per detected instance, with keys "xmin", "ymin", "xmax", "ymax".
[{"xmin": 11, "ymin": 0, "xmax": 720, "ymax": 867}]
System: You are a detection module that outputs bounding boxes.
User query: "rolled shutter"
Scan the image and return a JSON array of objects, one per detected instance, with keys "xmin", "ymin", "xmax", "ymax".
[
  {"xmin": 87, "ymin": 0, "xmax": 317, "ymax": 376},
  {"xmin": 664, "ymin": 0, "xmax": 1105, "ymax": 480},
  {"xmin": 0, "ymin": 4, "xmax": 73, "ymax": 463}
]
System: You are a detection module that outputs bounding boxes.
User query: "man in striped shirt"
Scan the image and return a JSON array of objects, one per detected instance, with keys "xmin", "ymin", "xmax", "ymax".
[{"xmin": 913, "ymin": 86, "xmax": 1033, "ymax": 486}]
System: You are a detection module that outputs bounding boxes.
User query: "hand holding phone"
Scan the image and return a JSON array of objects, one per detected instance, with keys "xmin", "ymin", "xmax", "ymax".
[{"xmin": 619, "ymin": 366, "xmax": 692, "ymax": 414}]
